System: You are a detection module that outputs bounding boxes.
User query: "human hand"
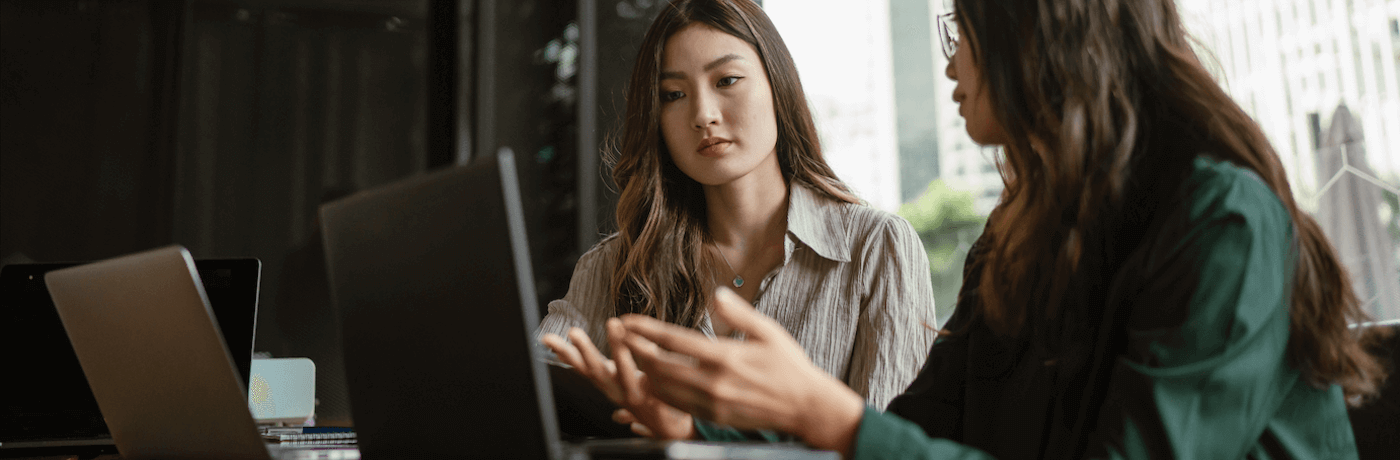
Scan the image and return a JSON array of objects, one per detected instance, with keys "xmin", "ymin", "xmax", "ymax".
[
  {"xmin": 540, "ymin": 323, "xmax": 696, "ymax": 440},
  {"xmin": 541, "ymin": 327, "xmax": 626, "ymax": 403},
  {"xmin": 619, "ymin": 288, "xmax": 865, "ymax": 453}
]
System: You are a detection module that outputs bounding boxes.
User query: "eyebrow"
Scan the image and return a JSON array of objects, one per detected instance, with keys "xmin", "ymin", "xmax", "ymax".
[{"xmin": 659, "ymin": 53, "xmax": 746, "ymax": 80}]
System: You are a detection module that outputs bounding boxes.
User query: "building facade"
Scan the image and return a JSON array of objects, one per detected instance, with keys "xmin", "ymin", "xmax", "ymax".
[
  {"xmin": 1181, "ymin": 0, "xmax": 1400, "ymax": 319},
  {"xmin": 1180, "ymin": 0, "xmax": 1399, "ymax": 194}
]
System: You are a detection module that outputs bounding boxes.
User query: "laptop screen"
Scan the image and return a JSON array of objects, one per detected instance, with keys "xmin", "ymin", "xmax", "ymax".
[
  {"xmin": 0, "ymin": 259, "xmax": 259, "ymax": 444},
  {"xmin": 321, "ymin": 148, "xmax": 559, "ymax": 458}
]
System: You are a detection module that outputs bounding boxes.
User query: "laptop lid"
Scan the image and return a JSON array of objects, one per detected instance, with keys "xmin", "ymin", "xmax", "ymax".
[
  {"xmin": 0, "ymin": 258, "xmax": 260, "ymax": 450},
  {"xmin": 321, "ymin": 148, "xmax": 561, "ymax": 459},
  {"xmin": 42, "ymin": 247, "xmax": 271, "ymax": 459}
]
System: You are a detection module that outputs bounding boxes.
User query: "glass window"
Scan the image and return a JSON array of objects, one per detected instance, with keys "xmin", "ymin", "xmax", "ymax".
[
  {"xmin": 1353, "ymin": 27, "xmax": 1365, "ymax": 96},
  {"xmin": 1375, "ymin": 47, "xmax": 1387, "ymax": 95},
  {"xmin": 765, "ymin": 0, "xmax": 1400, "ymax": 322}
]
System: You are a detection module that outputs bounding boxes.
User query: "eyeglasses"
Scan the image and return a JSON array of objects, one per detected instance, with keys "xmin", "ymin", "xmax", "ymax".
[{"xmin": 937, "ymin": 12, "xmax": 958, "ymax": 60}]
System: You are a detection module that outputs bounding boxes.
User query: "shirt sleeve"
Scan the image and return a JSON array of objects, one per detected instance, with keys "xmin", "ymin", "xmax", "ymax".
[
  {"xmin": 1090, "ymin": 167, "xmax": 1302, "ymax": 459},
  {"xmin": 693, "ymin": 418, "xmax": 788, "ymax": 443},
  {"xmin": 854, "ymin": 163, "xmax": 1314, "ymax": 459},
  {"xmin": 847, "ymin": 216, "xmax": 941, "ymax": 409},
  {"xmin": 534, "ymin": 237, "xmax": 620, "ymax": 356},
  {"xmin": 853, "ymin": 407, "xmax": 995, "ymax": 460}
]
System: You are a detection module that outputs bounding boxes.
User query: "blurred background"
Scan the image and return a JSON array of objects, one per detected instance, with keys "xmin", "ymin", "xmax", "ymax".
[
  {"xmin": 765, "ymin": 0, "xmax": 1399, "ymax": 327},
  {"xmin": 2, "ymin": 0, "xmax": 1396, "ymax": 426}
]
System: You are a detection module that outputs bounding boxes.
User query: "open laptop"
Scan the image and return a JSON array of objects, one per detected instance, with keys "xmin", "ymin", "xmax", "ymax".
[
  {"xmin": 41, "ymin": 247, "xmax": 356, "ymax": 460},
  {"xmin": 0, "ymin": 258, "xmax": 259, "ymax": 456},
  {"xmin": 319, "ymin": 148, "xmax": 837, "ymax": 459}
]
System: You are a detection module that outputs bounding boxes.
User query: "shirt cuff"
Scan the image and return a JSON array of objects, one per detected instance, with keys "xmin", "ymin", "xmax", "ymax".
[
  {"xmin": 692, "ymin": 418, "xmax": 788, "ymax": 443},
  {"xmin": 852, "ymin": 406, "xmax": 994, "ymax": 460}
]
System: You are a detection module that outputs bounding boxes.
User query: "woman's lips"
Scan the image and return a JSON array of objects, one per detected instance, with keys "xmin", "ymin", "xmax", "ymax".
[{"xmin": 697, "ymin": 139, "xmax": 732, "ymax": 156}]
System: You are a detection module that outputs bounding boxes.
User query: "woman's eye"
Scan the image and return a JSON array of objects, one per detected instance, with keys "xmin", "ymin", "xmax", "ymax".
[
  {"xmin": 661, "ymin": 90, "xmax": 684, "ymax": 102},
  {"xmin": 717, "ymin": 76, "xmax": 742, "ymax": 87}
]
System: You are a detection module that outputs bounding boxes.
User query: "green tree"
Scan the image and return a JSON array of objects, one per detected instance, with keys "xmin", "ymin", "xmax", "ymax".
[{"xmin": 897, "ymin": 180, "xmax": 988, "ymax": 326}]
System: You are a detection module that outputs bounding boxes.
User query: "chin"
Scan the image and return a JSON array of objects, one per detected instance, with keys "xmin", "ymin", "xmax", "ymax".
[
  {"xmin": 688, "ymin": 164, "xmax": 758, "ymax": 187},
  {"xmin": 675, "ymin": 150, "xmax": 780, "ymax": 187},
  {"xmin": 673, "ymin": 162, "xmax": 731, "ymax": 186},
  {"xmin": 966, "ymin": 130, "xmax": 1008, "ymax": 147},
  {"xmin": 688, "ymin": 171, "xmax": 743, "ymax": 187}
]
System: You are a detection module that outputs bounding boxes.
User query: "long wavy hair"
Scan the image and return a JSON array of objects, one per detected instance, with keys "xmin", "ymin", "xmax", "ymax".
[
  {"xmin": 606, "ymin": 0, "xmax": 857, "ymax": 328},
  {"xmin": 953, "ymin": 0, "xmax": 1386, "ymax": 404}
]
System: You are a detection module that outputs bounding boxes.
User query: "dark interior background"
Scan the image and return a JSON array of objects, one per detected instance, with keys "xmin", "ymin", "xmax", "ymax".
[{"xmin": 1, "ymin": 0, "xmax": 676, "ymax": 427}]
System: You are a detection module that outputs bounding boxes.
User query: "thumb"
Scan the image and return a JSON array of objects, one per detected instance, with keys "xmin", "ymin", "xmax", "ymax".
[
  {"xmin": 612, "ymin": 408, "xmax": 637, "ymax": 425},
  {"xmin": 712, "ymin": 287, "xmax": 783, "ymax": 341}
]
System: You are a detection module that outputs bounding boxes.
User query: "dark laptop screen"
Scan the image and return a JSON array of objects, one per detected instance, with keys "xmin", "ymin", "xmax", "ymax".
[{"xmin": 0, "ymin": 259, "xmax": 259, "ymax": 443}]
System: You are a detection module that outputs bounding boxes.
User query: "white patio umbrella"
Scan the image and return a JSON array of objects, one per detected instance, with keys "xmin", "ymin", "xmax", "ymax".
[{"xmin": 1314, "ymin": 104, "xmax": 1400, "ymax": 321}]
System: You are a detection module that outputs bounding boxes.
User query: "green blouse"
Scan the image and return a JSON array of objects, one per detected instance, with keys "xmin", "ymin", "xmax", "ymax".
[{"xmin": 699, "ymin": 157, "xmax": 1360, "ymax": 458}]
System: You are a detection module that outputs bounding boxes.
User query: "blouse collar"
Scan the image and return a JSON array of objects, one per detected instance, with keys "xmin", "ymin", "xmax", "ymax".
[{"xmin": 785, "ymin": 183, "xmax": 853, "ymax": 263}]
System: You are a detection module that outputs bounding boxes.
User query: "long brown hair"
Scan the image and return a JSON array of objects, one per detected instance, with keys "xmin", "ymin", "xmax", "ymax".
[
  {"xmin": 607, "ymin": 0, "xmax": 857, "ymax": 327},
  {"xmin": 954, "ymin": 0, "xmax": 1386, "ymax": 404}
]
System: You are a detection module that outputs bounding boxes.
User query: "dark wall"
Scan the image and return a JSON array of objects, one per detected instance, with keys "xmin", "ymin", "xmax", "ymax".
[
  {"xmin": 174, "ymin": 0, "xmax": 433, "ymax": 426},
  {"xmin": 2, "ymin": 0, "xmax": 438, "ymax": 427},
  {"xmin": 578, "ymin": 0, "xmax": 672, "ymax": 246},
  {"xmin": 1, "ymin": 0, "xmax": 658, "ymax": 429},
  {"xmin": 484, "ymin": 0, "xmax": 580, "ymax": 310},
  {"xmin": 1, "ymin": 0, "xmax": 182, "ymax": 264}
]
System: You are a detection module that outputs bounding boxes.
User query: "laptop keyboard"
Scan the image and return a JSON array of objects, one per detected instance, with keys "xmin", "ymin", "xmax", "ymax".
[
  {"xmin": 267, "ymin": 432, "xmax": 357, "ymax": 444},
  {"xmin": 262, "ymin": 427, "xmax": 357, "ymax": 444}
]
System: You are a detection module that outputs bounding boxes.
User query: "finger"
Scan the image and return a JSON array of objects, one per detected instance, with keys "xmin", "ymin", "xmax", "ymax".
[
  {"xmin": 630, "ymin": 422, "xmax": 655, "ymax": 438},
  {"xmin": 616, "ymin": 349, "xmax": 644, "ymax": 407},
  {"xmin": 540, "ymin": 333, "xmax": 585, "ymax": 370},
  {"xmin": 544, "ymin": 333, "xmax": 627, "ymax": 403},
  {"xmin": 569, "ymin": 328, "xmax": 614, "ymax": 379},
  {"xmin": 642, "ymin": 377, "xmax": 717, "ymax": 423},
  {"xmin": 619, "ymin": 314, "xmax": 727, "ymax": 363},
  {"xmin": 566, "ymin": 328, "xmax": 629, "ymax": 405},
  {"xmin": 612, "ymin": 408, "xmax": 636, "ymax": 425},
  {"xmin": 608, "ymin": 319, "xmax": 647, "ymax": 406},
  {"xmin": 623, "ymin": 334, "xmax": 717, "ymax": 417},
  {"xmin": 711, "ymin": 287, "xmax": 786, "ymax": 341},
  {"xmin": 622, "ymin": 330, "xmax": 691, "ymax": 373}
]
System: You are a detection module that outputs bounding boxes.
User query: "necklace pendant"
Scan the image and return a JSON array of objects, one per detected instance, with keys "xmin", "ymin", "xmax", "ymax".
[{"xmin": 732, "ymin": 276, "xmax": 744, "ymax": 288}]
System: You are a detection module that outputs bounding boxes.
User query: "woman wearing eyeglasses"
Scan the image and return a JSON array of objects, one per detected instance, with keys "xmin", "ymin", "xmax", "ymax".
[
  {"xmin": 535, "ymin": 0, "xmax": 939, "ymax": 432},
  {"xmin": 599, "ymin": 0, "xmax": 1389, "ymax": 457}
]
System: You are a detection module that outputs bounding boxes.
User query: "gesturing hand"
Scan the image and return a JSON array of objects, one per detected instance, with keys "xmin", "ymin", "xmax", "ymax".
[
  {"xmin": 619, "ymin": 287, "xmax": 865, "ymax": 454},
  {"xmin": 540, "ymin": 320, "xmax": 696, "ymax": 440}
]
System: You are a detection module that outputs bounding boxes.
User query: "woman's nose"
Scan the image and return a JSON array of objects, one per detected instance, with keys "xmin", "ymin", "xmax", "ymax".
[{"xmin": 692, "ymin": 92, "xmax": 720, "ymax": 129}]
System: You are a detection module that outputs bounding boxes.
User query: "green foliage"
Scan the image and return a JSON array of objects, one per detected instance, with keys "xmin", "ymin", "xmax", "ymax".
[{"xmin": 897, "ymin": 180, "xmax": 988, "ymax": 326}]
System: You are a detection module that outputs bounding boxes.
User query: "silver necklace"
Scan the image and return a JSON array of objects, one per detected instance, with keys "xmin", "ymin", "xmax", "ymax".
[{"xmin": 714, "ymin": 245, "xmax": 744, "ymax": 288}]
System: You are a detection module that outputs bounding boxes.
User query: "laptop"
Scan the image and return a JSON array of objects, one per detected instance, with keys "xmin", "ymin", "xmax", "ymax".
[
  {"xmin": 0, "ymin": 258, "xmax": 259, "ymax": 456},
  {"xmin": 40, "ymin": 247, "xmax": 356, "ymax": 460},
  {"xmin": 320, "ymin": 148, "xmax": 837, "ymax": 459}
]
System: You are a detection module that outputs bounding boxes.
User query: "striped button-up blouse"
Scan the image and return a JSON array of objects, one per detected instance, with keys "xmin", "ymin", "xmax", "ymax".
[{"xmin": 537, "ymin": 184, "xmax": 939, "ymax": 408}]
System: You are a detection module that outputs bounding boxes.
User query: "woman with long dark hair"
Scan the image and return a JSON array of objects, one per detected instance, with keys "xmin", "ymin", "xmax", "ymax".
[
  {"xmin": 537, "ymin": 0, "xmax": 938, "ymax": 419},
  {"xmin": 606, "ymin": 0, "xmax": 1389, "ymax": 457}
]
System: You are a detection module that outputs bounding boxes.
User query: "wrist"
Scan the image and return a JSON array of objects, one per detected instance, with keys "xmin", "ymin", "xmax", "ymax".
[
  {"xmin": 790, "ymin": 374, "xmax": 864, "ymax": 454},
  {"xmin": 682, "ymin": 414, "xmax": 698, "ymax": 440}
]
